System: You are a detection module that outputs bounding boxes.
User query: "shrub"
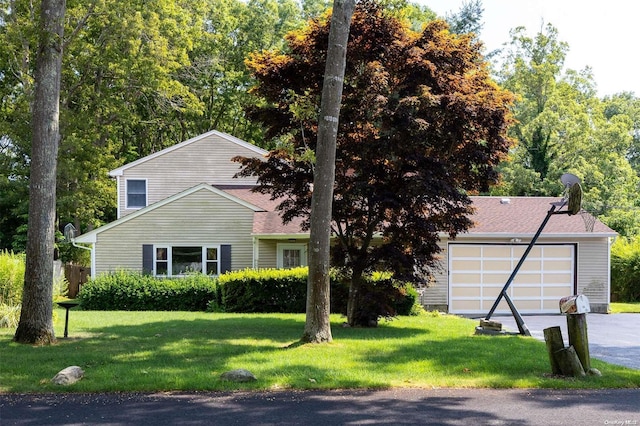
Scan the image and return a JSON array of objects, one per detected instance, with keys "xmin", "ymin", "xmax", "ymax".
[
  {"xmin": 330, "ymin": 270, "xmax": 421, "ymax": 325},
  {"xmin": 0, "ymin": 251, "xmax": 25, "ymax": 306},
  {"xmin": 611, "ymin": 237, "xmax": 640, "ymax": 302},
  {"xmin": 219, "ymin": 268, "xmax": 308, "ymax": 313},
  {"xmin": 0, "ymin": 253, "xmax": 69, "ymax": 328},
  {"xmin": 0, "ymin": 304, "xmax": 20, "ymax": 328},
  {"xmin": 79, "ymin": 270, "xmax": 218, "ymax": 311}
]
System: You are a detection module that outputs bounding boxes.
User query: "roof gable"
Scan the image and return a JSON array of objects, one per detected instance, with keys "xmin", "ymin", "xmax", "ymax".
[
  {"xmin": 74, "ymin": 184, "xmax": 265, "ymax": 243},
  {"xmin": 108, "ymin": 130, "xmax": 267, "ymax": 177}
]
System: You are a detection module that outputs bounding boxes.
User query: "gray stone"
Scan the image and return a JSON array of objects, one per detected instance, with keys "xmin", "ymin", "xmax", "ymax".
[
  {"xmin": 220, "ymin": 369, "xmax": 257, "ymax": 382},
  {"xmin": 587, "ymin": 367, "xmax": 602, "ymax": 376},
  {"xmin": 51, "ymin": 366, "xmax": 84, "ymax": 385}
]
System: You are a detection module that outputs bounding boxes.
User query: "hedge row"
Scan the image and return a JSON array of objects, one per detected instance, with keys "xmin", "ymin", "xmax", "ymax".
[
  {"xmin": 79, "ymin": 268, "xmax": 420, "ymax": 317},
  {"xmin": 79, "ymin": 271, "xmax": 218, "ymax": 311},
  {"xmin": 611, "ymin": 237, "xmax": 640, "ymax": 302},
  {"xmin": 218, "ymin": 267, "xmax": 309, "ymax": 313}
]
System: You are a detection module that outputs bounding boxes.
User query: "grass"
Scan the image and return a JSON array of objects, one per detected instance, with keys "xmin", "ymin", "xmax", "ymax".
[
  {"xmin": 1, "ymin": 308, "xmax": 639, "ymax": 393},
  {"xmin": 610, "ymin": 302, "xmax": 640, "ymax": 313}
]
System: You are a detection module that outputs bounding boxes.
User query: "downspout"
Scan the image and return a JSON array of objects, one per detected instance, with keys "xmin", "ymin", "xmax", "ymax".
[
  {"xmin": 71, "ymin": 239, "xmax": 94, "ymax": 279},
  {"xmin": 252, "ymin": 236, "xmax": 259, "ymax": 269}
]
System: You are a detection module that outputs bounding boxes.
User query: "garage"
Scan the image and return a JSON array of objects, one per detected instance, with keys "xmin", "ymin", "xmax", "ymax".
[{"xmin": 448, "ymin": 243, "xmax": 576, "ymax": 315}]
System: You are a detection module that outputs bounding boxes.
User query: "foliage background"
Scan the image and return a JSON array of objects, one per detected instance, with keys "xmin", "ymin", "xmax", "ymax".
[
  {"xmin": 1, "ymin": 0, "xmax": 638, "ymax": 255},
  {"xmin": 611, "ymin": 237, "xmax": 640, "ymax": 302}
]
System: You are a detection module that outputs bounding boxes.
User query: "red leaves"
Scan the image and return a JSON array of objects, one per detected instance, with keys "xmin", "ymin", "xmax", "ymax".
[{"xmin": 237, "ymin": 0, "xmax": 515, "ymax": 282}]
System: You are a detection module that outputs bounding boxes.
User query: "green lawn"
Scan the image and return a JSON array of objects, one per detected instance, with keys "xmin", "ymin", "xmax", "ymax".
[
  {"xmin": 610, "ymin": 302, "xmax": 640, "ymax": 313},
  {"xmin": 1, "ymin": 308, "xmax": 638, "ymax": 393}
]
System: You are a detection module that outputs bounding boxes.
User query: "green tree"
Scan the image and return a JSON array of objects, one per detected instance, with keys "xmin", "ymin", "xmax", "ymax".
[
  {"xmin": 181, "ymin": 0, "xmax": 306, "ymax": 146},
  {"xmin": 236, "ymin": 0, "xmax": 514, "ymax": 326},
  {"xmin": 494, "ymin": 24, "xmax": 640, "ymax": 236},
  {"xmin": 603, "ymin": 92, "xmax": 640, "ymax": 176},
  {"xmin": 445, "ymin": 0, "xmax": 483, "ymax": 36},
  {"xmin": 1, "ymin": 0, "xmax": 209, "ymax": 249}
]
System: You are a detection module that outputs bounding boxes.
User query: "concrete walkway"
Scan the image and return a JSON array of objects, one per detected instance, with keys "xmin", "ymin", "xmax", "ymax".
[{"xmin": 496, "ymin": 313, "xmax": 640, "ymax": 370}]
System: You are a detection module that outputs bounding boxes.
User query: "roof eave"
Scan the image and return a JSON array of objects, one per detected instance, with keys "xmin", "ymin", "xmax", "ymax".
[{"xmin": 450, "ymin": 232, "xmax": 618, "ymax": 239}]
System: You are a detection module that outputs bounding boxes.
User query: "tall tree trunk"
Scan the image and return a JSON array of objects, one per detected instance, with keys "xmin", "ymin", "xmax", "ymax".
[
  {"xmin": 301, "ymin": 0, "xmax": 355, "ymax": 343},
  {"xmin": 14, "ymin": 0, "xmax": 66, "ymax": 345},
  {"xmin": 346, "ymin": 264, "xmax": 366, "ymax": 327}
]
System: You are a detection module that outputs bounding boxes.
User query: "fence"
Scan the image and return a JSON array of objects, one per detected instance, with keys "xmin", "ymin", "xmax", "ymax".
[{"xmin": 64, "ymin": 264, "xmax": 90, "ymax": 298}]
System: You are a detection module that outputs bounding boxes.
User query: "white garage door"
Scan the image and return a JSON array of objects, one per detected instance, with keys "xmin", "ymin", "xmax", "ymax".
[{"xmin": 449, "ymin": 244, "xmax": 575, "ymax": 314}]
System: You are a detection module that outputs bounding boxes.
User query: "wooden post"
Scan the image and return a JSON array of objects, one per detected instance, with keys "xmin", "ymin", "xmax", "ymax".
[
  {"xmin": 543, "ymin": 326, "xmax": 564, "ymax": 375},
  {"xmin": 567, "ymin": 313, "xmax": 590, "ymax": 371},
  {"xmin": 555, "ymin": 346, "xmax": 586, "ymax": 377}
]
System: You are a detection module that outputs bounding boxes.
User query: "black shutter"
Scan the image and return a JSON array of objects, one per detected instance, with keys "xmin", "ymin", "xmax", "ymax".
[
  {"xmin": 142, "ymin": 244, "xmax": 153, "ymax": 275},
  {"xmin": 220, "ymin": 244, "xmax": 231, "ymax": 274}
]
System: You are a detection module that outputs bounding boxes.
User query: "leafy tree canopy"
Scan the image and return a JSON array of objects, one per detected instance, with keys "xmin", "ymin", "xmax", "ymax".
[
  {"xmin": 493, "ymin": 24, "xmax": 640, "ymax": 236},
  {"xmin": 235, "ymin": 0, "xmax": 514, "ymax": 324}
]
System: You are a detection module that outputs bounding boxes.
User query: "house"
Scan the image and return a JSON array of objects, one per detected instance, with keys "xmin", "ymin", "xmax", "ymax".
[{"xmin": 74, "ymin": 130, "xmax": 616, "ymax": 314}]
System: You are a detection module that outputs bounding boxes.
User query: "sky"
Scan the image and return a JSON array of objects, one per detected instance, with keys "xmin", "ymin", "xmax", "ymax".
[{"xmin": 418, "ymin": 0, "xmax": 639, "ymax": 97}]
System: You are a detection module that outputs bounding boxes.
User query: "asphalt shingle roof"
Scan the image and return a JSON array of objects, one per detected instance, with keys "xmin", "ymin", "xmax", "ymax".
[
  {"xmin": 216, "ymin": 186, "xmax": 615, "ymax": 236},
  {"xmin": 467, "ymin": 196, "xmax": 615, "ymax": 235}
]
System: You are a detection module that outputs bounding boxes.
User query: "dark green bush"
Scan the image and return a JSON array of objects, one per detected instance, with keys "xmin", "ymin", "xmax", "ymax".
[
  {"xmin": 330, "ymin": 271, "xmax": 420, "ymax": 324},
  {"xmin": 219, "ymin": 268, "xmax": 309, "ymax": 313},
  {"xmin": 78, "ymin": 268, "xmax": 420, "ymax": 316},
  {"xmin": 611, "ymin": 237, "xmax": 640, "ymax": 302},
  {"xmin": 79, "ymin": 270, "xmax": 218, "ymax": 311}
]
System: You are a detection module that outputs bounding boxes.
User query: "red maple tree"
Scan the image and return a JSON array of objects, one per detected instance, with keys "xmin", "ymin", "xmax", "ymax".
[{"xmin": 235, "ymin": 0, "xmax": 515, "ymax": 326}]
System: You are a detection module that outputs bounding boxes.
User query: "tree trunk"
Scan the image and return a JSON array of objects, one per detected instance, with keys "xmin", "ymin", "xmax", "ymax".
[
  {"xmin": 302, "ymin": 0, "xmax": 355, "ymax": 343},
  {"xmin": 567, "ymin": 313, "xmax": 590, "ymax": 371},
  {"xmin": 14, "ymin": 0, "xmax": 66, "ymax": 345},
  {"xmin": 555, "ymin": 345, "xmax": 586, "ymax": 377},
  {"xmin": 543, "ymin": 326, "xmax": 564, "ymax": 375},
  {"xmin": 346, "ymin": 267, "xmax": 364, "ymax": 327}
]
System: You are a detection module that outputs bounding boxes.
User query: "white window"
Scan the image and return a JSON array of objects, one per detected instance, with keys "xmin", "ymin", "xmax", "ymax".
[
  {"xmin": 277, "ymin": 243, "xmax": 308, "ymax": 269},
  {"xmin": 153, "ymin": 245, "xmax": 220, "ymax": 276},
  {"xmin": 126, "ymin": 179, "xmax": 147, "ymax": 209}
]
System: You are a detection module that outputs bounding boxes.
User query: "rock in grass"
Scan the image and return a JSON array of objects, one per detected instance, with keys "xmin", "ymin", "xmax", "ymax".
[
  {"xmin": 220, "ymin": 369, "xmax": 257, "ymax": 382},
  {"xmin": 51, "ymin": 366, "xmax": 84, "ymax": 385},
  {"xmin": 587, "ymin": 368, "xmax": 602, "ymax": 376}
]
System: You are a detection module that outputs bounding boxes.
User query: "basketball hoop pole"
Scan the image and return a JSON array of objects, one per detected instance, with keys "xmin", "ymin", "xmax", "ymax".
[
  {"xmin": 485, "ymin": 203, "xmax": 574, "ymax": 335},
  {"xmin": 481, "ymin": 173, "xmax": 582, "ymax": 336}
]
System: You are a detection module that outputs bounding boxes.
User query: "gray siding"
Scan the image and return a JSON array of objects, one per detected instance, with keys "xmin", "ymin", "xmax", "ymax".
[
  {"xmin": 419, "ymin": 241, "xmax": 448, "ymax": 309},
  {"xmin": 576, "ymin": 238, "xmax": 610, "ymax": 309},
  {"xmin": 118, "ymin": 133, "xmax": 260, "ymax": 217},
  {"xmin": 257, "ymin": 240, "xmax": 278, "ymax": 269},
  {"xmin": 94, "ymin": 188, "xmax": 255, "ymax": 275}
]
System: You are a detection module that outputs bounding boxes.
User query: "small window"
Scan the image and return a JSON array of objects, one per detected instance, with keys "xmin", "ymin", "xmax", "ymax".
[
  {"xmin": 126, "ymin": 179, "xmax": 147, "ymax": 208},
  {"xmin": 283, "ymin": 249, "xmax": 301, "ymax": 269},
  {"xmin": 277, "ymin": 243, "xmax": 307, "ymax": 269},
  {"xmin": 155, "ymin": 247, "xmax": 168, "ymax": 276},
  {"xmin": 206, "ymin": 247, "xmax": 219, "ymax": 275}
]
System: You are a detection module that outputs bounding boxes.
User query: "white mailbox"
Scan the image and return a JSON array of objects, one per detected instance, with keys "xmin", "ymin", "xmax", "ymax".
[{"xmin": 559, "ymin": 295, "xmax": 590, "ymax": 314}]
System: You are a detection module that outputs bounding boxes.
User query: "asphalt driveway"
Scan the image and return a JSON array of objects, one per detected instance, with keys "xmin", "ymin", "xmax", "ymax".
[{"xmin": 496, "ymin": 313, "xmax": 640, "ymax": 370}]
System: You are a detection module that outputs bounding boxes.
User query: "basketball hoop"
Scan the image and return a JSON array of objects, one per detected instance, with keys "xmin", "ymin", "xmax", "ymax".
[{"xmin": 482, "ymin": 172, "xmax": 587, "ymax": 336}]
